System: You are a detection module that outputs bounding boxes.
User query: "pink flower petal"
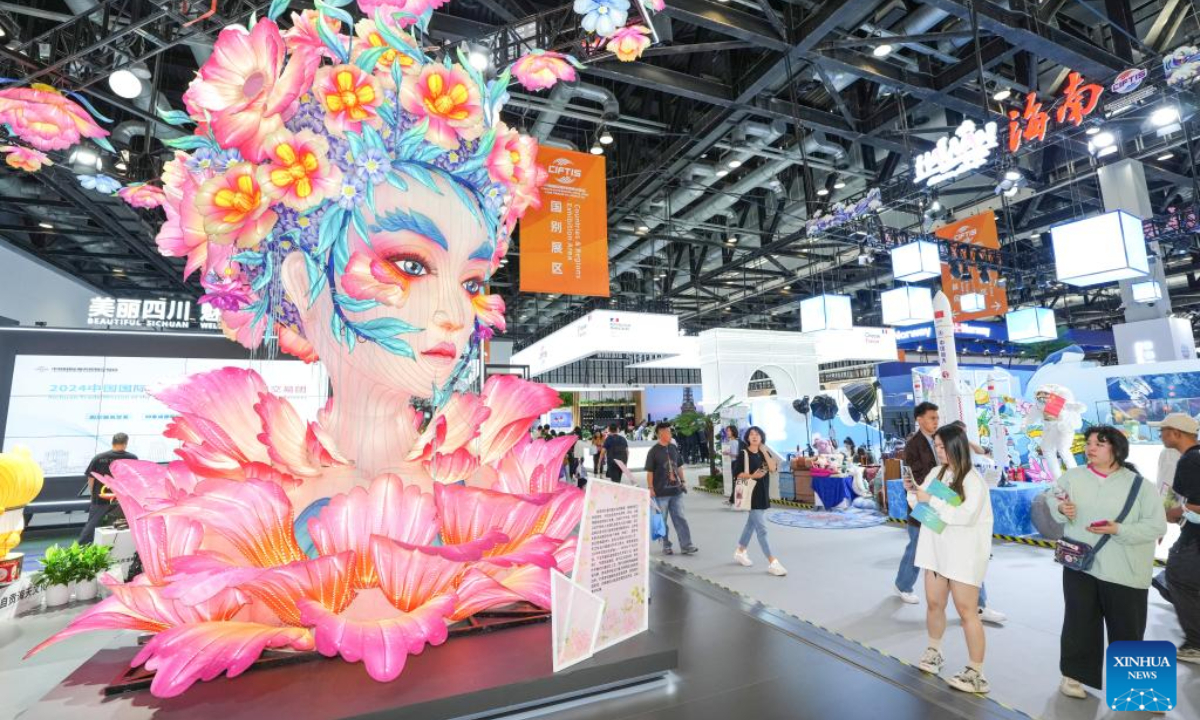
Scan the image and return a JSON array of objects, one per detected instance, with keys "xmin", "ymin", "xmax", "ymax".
[
  {"xmin": 407, "ymin": 392, "xmax": 490, "ymax": 461},
  {"xmin": 239, "ymin": 551, "xmax": 357, "ymax": 625},
  {"xmin": 132, "ymin": 622, "xmax": 314, "ymax": 698},
  {"xmin": 477, "ymin": 375, "xmax": 563, "ymax": 465},
  {"xmin": 254, "ymin": 392, "xmax": 323, "ymax": 477},
  {"xmin": 434, "ymin": 483, "xmax": 554, "ymax": 548},
  {"xmin": 154, "ymin": 367, "xmax": 274, "ymax": 466},
  {"xmin": 308, "ymin": 474, "xmax": 438, "ymax": 589},
  {"xmin": 298, "ymin": 595, "xmax": 454, "ymax": 682},
  {"xmin": 493, "ymin": 435, "xmax": 577, "ymax": 494},
  {"xmin": 370, "ymin": 532, "xmax": 504, "ymax": 612},
  {"xmin": 159, "ymin": 478, "xmax": 305, "ymax": 568}
]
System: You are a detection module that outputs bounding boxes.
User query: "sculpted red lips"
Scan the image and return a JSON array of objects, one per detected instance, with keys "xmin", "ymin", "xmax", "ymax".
[{"xmin": 421, "ymin": 342, "xmax": 458, "ymax": 364}]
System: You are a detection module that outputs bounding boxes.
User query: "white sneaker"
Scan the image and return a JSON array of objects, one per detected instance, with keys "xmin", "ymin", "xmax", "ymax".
[
  {"xmin": 1059, "ymin": 677, "xmax": 1087, "ymax": 699},
  {"xmin": 978, "ymin": 607, "xmax": 1007, "ymax": 624},
  {"xmin": 767, "ymin": 559, "xmax": 787, "ymax": 576},
  {"xmin": 734, "ymin": 549, "xmax": 753, "ymax": 567},
  {"xmin": 917, "ymin": 647, "xmax": 944, "ymax": 675},
  {"xmin": 897, "ymin": 587, "xmax": 919, "ymax": 604}
]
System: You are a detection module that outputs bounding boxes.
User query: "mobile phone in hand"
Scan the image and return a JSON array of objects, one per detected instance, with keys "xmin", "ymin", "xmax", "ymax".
[{"xmin": 1089, "ymin": 519, "xmax": 1109, "ymax": 528}]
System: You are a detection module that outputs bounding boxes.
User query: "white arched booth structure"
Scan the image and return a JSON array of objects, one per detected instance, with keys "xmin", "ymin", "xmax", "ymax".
[{"xmin": 697, "ymin": 329, "xmax": 821, "ymax": 410}]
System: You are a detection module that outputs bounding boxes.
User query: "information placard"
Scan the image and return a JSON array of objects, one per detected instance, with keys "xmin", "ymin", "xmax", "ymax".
[{"xmin": 570, "ymin": 479, "xmax": 650, "ymax": 651}]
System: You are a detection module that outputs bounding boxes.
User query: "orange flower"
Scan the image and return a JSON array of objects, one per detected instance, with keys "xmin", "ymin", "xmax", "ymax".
[
  {"xmin": 263, "ymin": 129, "xmax": 341, "ymax": 210},
  {"xmin": 314, "ymin": 64, "xmax": 383, "ymax": 135}
]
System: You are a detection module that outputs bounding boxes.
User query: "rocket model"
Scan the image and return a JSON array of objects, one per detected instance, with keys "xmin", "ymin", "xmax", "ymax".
[
  {"xmin": 985, "ymin": 374, "xmax": 1010, "ymax": 471},
  {"xmin": 932, "ymin": 291, "xmax": 981, "ymax": 447}
]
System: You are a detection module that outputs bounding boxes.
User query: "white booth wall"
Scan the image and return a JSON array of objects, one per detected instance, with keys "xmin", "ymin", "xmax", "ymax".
[{"xmin": 0, "ymin": 242, "xmax": 103, "ymax": 328}]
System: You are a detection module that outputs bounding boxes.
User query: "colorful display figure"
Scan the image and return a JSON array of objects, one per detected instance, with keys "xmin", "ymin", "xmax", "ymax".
[
  {"xmin": 1023, "ymin": 384, "xmax": 1085, "ymax": 480},
  {"xmin": 17, "ymin": 1, "xmax": 617, "ymax": 698},
  {"xmin": 0, "ymin": 447, "xmax": 45, "ymax": 582}
]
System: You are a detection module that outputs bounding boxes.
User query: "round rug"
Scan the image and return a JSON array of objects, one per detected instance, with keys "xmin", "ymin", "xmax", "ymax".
[{"xmin": 767, "ymin": 508, "xmax": 888, "ymax": 530}]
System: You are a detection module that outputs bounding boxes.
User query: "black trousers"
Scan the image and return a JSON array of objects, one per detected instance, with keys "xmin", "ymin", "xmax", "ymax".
[
  {"xmin": 77, "ymin": 502, "xmax": 114, "ymax": 545},
  {"xmin": 593, "ymin": 454, "xmax": 602, "ymax": 476},
  {"xmin": 1167, "ymin": 540, "xmax": 1200, "ymax": 648},
  {"xmin": 1060, "ymin": 568, "xmax": 1148, "ymax": 689}
]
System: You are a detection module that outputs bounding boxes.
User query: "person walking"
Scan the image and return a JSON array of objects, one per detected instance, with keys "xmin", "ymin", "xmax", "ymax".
[
  {"xmin": 1158, "ymin": 413, "xmax": 1200, "ymax": 664},
  {"xmin": 591, "ymin": 431, "xmax": 604, "ymax": 477},
  {"xmin": 645, "ymin": 422, "xmax": 697, "ymax": 556},
  {"xmin": 77, "ymin": 433, "xmax": 137, "ymax": 545},
  {"xmin": 909, "ymin": 424, "xmax": 994, "ymax": 694},
  {"xmin": 572, "ymin": 427, "xmax": 590, "ymax": 489},
  {"xmin": 732, "ymin": 426, "xmax": 787, "ymax": 576},
  {"xmin": 896, "ymin": 402, "xmax": 939, "ymax": 604},
  {"xmin": 603, "ymin": 423, "xmax": 630, "ymax": 483},
  {"xmin": 1050, "ymin": 426, "xmax": 1167, "ymax": 699},
  {"xmin": 721, "ymin": 426, "xmax": 740, "ymax": 500}
]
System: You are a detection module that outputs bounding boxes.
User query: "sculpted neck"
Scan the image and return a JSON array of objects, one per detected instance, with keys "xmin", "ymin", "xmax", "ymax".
[{"xmin": 324, "ymin": 370, "xmax": 422, "ymax": 480}]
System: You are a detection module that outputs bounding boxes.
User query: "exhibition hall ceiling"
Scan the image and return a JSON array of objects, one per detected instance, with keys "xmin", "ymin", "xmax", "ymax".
[{"xmin": 1, "ymin": 0, "xmax": 1200, "ymax": 344}]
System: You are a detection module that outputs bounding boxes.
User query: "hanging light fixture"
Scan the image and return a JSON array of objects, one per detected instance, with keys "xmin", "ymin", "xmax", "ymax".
[
  {"xmin": 960, "ymin": 293, "xmax": 986, "ymax": 313},
  {"xmin": 1006, "ymin": 306, "xmax": 1057, "ymax": 343},
  {"xmin": 800, "ymin": 294, "xmax": 854, "ymax": 332},
  {"xmin": 890, "ymin": 239, "xmax": 941, "ymax": 282},
  {"xmin": 881, "ymin": 286, "xmax": 934, "ymax": 326}
]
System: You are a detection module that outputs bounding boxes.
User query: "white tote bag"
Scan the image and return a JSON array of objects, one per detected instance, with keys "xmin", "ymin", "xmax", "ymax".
[{"xmin": 732, "ymin": 450, "xmax": 756, "ymax": 511}]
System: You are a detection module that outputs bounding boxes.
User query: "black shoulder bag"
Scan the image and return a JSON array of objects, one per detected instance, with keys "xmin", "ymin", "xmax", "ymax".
[{"xmin": 1054, "ymin": 474, "xmax": 1143, "ymax": 572}]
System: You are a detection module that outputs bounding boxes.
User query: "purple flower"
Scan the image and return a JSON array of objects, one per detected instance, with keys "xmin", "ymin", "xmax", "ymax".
[
  {"xmin": 355, "ymin": 147, "xmax": 392, "ymax": 184},
  {"xmin": 78, "ymin": 173, "xmax": 122, "ymax": 194},
  {"xmin": 335, "ymin": 177, "xmax": 366, "ymax": 210},
  {"xmin": 198, "ymin": 272, "xmax": 254, "ymax": 311}
]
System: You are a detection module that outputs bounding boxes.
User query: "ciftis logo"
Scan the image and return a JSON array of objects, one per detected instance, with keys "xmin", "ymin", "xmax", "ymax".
[
  {"xmin": 549, "ymin": 157, "xmax": 582, "ymax": 185},
  {"xmin": 1106, "ymin": 641, "xmax": 1176, "ymax": 712}
]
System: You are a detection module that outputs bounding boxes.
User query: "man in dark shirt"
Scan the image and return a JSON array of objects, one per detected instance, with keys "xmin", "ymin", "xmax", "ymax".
[
  {"xmin": 896, "ymin": 402, "xmax": 939, "ymax": 604},
  {"xmin": 77, "ymin": 433, "xmax": 137, "ymax": 544},
  {"xmin": 645, "ymin": 422, "xmax": 696, "ymax": 555},
  {"xmin": 603, "ymin": 423, "xmax": 629, "ymax": 483},
  {"xmin": 1161, "ymin": 413, "xmax": 1200, "ymax": 663}
]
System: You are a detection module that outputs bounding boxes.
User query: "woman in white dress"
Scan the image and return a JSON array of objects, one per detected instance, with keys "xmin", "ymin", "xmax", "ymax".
[{"xmin": 906, "ymin": 423, "xmax": 994, "ymax": 694}]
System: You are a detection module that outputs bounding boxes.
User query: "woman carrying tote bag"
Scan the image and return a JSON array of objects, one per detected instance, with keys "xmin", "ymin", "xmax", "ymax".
[
  {"xmin": 732, "ymin": 426, "xmax": 787, "ymax": 577},
  {"xmin": 1048, "ymin": 426, "xmax": 1166, "ymax": 700}
]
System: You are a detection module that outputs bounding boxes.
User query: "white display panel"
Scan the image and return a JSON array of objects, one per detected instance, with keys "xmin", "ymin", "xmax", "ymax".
[
  {"xmin": 3, "ymin": 355, "xmax": 329, "ymax": 476},
  {"xmin": 800, "ymin": 294, "xmax": 853, "ymax": 332},
  {"xmin": 890, "ymin": 240, "xmax": 941, "ymax": 282},
  {"xmin": 1051, "ymin": 210, "xmax": 1149, "ymax": 286}
]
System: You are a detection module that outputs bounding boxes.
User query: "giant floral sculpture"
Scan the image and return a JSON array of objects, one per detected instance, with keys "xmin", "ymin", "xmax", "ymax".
[{"xmin": 21, "ymin": 0, "xmax": 607, "ymax": 698}]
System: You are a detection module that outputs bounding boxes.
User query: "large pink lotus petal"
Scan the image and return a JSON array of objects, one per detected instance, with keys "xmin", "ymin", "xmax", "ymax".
[
  {"xmin": 480, "ymin": 533, "xmax": 559, "ymax": 569},
  {"xmin": 159, "ymin": 478, "xmax": 305, "ymax": 568},
  {"xmin": 161, "ymin": 552, "xmax": 268, "ymax": 605},
  {"xmin": 306, "ymin": 422, "xmax": 350, "ymax": 466},
  {"xmin": 539, "ymin": 485, "xmax": 585, "ymax": 540},
  {"xmin": 132, "ymin": 622, "xmax": 314, "ymax": 698},
  {"xmin": 154, "ymin": 368, "xmax": 273, "ymax": 466},
  {"xmin": 449, "ymin": 569, "xmax": 523, "ymax": 621},
  {"xmin": 407, "ymin": 393, "xmax": 490, "ymax": 461},
  {"xmin": 370, "ymin": 532, "xmax": 504, "ymax": 612},
  {"xmin": 308, "ymin": 475, "xmax": 437, "ymax": 589},
  {"xmin": 493, "ymin": 435, "xmax": 577, "ymax": 495},
  {"xmin": 239, "ymin": 552, "xmax": 356, "ymax": 625},
  {"xmin": 27, "ymin": 581, "xmax": 245, "ymax": 658},
  {"xmin": 485, "ymin": 563, "xmax": 551, "ymax": 609},
  {"xmin": 299, "ymin": 595, "xmax": 454, "ymax": 682},
  {"xmin": 131, "ymin": 512, "xmax": 206, "ymax": 586},
  {"xmin": 478, "ymin": 375, "xmax": 563, "ymax": 464},
  {"xmin": 434, "ymin": 483, "xmax": 554, "ymax": 548},
  {"xmin": 553, "ymin": 536, "xmax": 579, "ymax": 575},
  {"xmin": 254, "ymin": 392, "xmax": 322, "ymax": 477},
  {"xmin": 427, "ymin": 448, "xmax": 480, "ymax": 485},
  {"xmin": 104, "ymin": 459, "xmax": 193, "ymax": 511}
]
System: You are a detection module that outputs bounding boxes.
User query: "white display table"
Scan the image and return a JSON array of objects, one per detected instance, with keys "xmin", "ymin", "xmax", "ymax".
[{"xmin": 95, "ymin": 526, "xmax": 136, "ymax": 581}]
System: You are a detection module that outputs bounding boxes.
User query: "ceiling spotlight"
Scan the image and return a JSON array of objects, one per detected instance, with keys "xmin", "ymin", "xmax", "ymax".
[
  {"xmin": 599, "ymin": 129, "xmax": 614, "ymax": 145},
  {"xmin": 1003, "ymin": 186, "xmax": 1019, "ymax": 197},
  {"xmin": 1096, "ymin": 145, "xmax": 1119, "ymax": 158},
  {"xmin": 108, "ymin": 69, "xmax": 143, "ymax": 99},
  {"xmin": 726, "ymin": 236, "xmax": 739, "ymax": 245},
  {"xmin": 1004, "ymin": 169, "xmax": 1022, "ymax": 181},
  {"xmin": 992, "ymin": 87, "xmax": 1012, "ymax": 102},
  {"xmin": 1092, "ymin": 131, "xmax": 1116, "ymax": 148},
  {"xmin": 1151, "ymin": 105, "xmax": 1181, "ymax": 128},
  {"xmin": 1157, "ymin": 151, "xmax": 1175, "ymax": 161},
  {"xmin": 929, "ymin": 199, "xmax": 942, "ymax": 212},
  {"xmin": 589, "ymin": 143, "xmax": 603, "ymax": 155},
  {"xmin": 873, "ymin": 43, "xmax": 894, "ymax": 58},
  {"xmin": 833, "ymin": 179, "xmax": 846, "ymax": 189},
  {"xmin": 69, "ymin": 147, "xmax": 100, "ymax": 170},
  {"xmin": 38, "ymin": 221, "xmax": 53, "ymax": 229},
  {"xmin": 727, "ymin": 158, "xmax": 742, "ymax": 169},
  {"xmin": 635, "ymin": 222, "xmax": 650, "ymax": 234},
  {"xmin": 816, "ymin": 187, "xmax": 829, "ymax": 196},
  {"xmin": 467, "ymin": 43, "xmax": 490, "ymax": 72},
  {"xmin": 115, "ymin": 161, "xmax": 127, "ymax": 171},
  {"xmin": 716, "ymin": 168, "xmax": 728, "ymax": 178},
  {"xmin": 1085, "ymin": 126, "xmax": 1101, "ymax": 136}
]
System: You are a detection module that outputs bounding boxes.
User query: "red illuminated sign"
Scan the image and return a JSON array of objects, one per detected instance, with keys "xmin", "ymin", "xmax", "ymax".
[{"xmin": 1007, "ymin": 71, "xmax": 1103, "ymax": 153}]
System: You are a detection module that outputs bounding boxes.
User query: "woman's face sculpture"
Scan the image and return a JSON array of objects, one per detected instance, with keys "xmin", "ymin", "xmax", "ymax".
[{"xmin": 283, "ymin": 174, "xmax": 491, "ymax": 399}]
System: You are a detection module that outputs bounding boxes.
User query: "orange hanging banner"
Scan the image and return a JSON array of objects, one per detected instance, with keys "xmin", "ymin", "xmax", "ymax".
[
  {"xmin": 519, "ymin": 147, "xmax": 610, "ymax": 297},
  {"xmin": 935, "ymin": 211, "xmax": 1008, "ymax": 321}
]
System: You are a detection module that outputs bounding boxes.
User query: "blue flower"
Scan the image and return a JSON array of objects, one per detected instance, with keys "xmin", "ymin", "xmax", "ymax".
[
  {"xmin": 574, "ymin": 0, "xmax": 630, "ymax": 37},
  {"xmin": 335, "ymin": 177, "xmax": 366, "ymax": 210},
  {"xmin": 355, "ymin": 147, "xmax": 392, "ymax": 184},
  {"xmin": 78, "ymin": 173, "xmax": 122, "ymax": 195}
]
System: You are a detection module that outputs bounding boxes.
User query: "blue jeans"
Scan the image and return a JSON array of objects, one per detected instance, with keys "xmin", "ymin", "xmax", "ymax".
[
  {"xmin": 655, "ymin": 495, "xmax": 693, "ymax": 550},
  {"xmin": 738, "ymin": 509, "xmax": 772, "ymax": 559},
  {"xmin": 895, "ymin": 523, "xmax": 990, "ymax": 607}
]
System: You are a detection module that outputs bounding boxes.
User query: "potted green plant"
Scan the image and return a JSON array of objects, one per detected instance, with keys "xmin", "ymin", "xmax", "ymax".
[
  {"xmin": 33, "ymin": 543, "xmax": 78, "ymax": 607},
  {"xmin": 73, "ymin": 544, "xmax": 112, "ymax": 601}
]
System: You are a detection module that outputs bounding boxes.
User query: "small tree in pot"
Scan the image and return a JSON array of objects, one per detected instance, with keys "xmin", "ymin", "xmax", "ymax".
[
  {"xmin": 73, "ymin": 543, "xmax": 112, "ymax": 601},
  {"xmin": 33, "ymin": 543, "xmax": 79, "ymax": 607}
]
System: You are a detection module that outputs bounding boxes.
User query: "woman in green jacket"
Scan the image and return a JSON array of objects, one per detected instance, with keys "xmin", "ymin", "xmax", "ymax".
[{"xmin": 1049, "ymin": 425, "xmax": 1167, "ymax": 699}]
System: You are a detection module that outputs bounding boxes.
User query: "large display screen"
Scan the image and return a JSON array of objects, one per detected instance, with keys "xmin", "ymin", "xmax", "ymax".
[{"xmin": 3, "ymin": 355, "xmax": 329, "ymax": 477}]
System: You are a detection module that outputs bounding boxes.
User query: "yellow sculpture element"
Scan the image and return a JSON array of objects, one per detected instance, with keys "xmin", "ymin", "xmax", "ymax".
[{"xmin": 0, "ymin": 446, "xmax": 44, "ymax": 556}]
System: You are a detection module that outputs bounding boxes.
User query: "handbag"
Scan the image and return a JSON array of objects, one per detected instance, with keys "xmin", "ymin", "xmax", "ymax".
[
  {"xmin": 732, "ymin": 450, "xmax": 757, "ymax": 512},
  {"xmin": 650, "ymin": 503, "xmax": 667, "ymax": 540},
  {"xmin": 1054, "ymin": 473, "xmax": 1143, "ymax": 572}
]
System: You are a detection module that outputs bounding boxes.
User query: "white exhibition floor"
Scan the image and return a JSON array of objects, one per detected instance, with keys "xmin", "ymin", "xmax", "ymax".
[{"xmin": 658, "ymin": 484, "xmax": 1199, "ymax": 720}]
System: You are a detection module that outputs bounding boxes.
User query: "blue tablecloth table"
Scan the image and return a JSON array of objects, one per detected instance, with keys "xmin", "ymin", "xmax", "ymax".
[
  {"xmin": 884, "ymin": 479, "xmax": 1048, "ymax": 536},
  {"xmin": 812, "ymin": 474, "xmax": 855, "ymax": 509}
]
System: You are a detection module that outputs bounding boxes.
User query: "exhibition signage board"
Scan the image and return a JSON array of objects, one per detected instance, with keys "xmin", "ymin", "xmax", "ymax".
[
  {"xmin": 913, "ymin": 120, "xmax": 998, "ymax": 187},
  {"xmin": 2, "ymin": 354, "xmax": 328, "ymax": 475},
  {"xmin": 935, "ymin": 212, "xmax": 1008, "ymax": 321},
  {"xmin": 511, "ymin": 310, "xmax": 680, "ymax": 377},
  {"xmin": 570, "ymin": 479, "xmax": 650, "ymax": 653},
  {"xmin": 550, "ymin": 570, "xmax": 605, "ymax": 672},
  {"xmin": 520, "ymin": 147, "xmax": 610, "ymax": 297},
  {"xmin": 85, "ymin": 296, "xmax": 221, "ymax": 331},
  {"xmin": 1007, "ymin": 71, "xmax": 1103, "ymax": 153},
  {"xmin": 894, "ymin": 320, "xmax": 1007, "ymax": 345}
]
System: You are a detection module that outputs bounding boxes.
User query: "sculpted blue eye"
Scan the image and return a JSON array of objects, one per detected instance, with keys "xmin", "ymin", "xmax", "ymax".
[
  {"xmin": 463, "ymin": 279, "xmax": 482, "ymax": 294},
  {"xmin": 396, "ymin": 259, "xmax": 428, "ymax": 276}
]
